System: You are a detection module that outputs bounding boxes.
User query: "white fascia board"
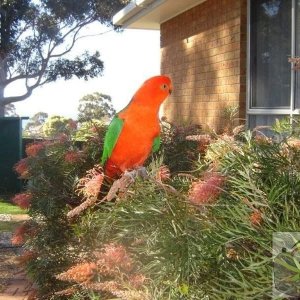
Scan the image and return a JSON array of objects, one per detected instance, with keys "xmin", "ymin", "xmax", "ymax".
[
  {"xmin": 113, "ymin": 2, "xmax": 143, "ymax": 26},
  {"xmin": 113, "ymin": 0, "xmax": 207, "ymax": 30},
  {"xmin": 113, "ymin": 0, "xmax": 161, "ymax": 29}
]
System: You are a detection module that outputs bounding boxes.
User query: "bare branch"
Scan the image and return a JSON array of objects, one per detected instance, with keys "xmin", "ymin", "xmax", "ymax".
[
  {"xmin": 50, "ymin": 26, "xmax": 82, "ymax": 58},
  {"xmin": 3, "ymin": 65, "xmax": 47, "ymax": 106},
  {"xmin": 2, "ymin": 90, "xmax": 33, "ymax": 105},
  {"xmin": 4, "ymin": 72, "xmax": 42, "ymax": 86},
  {"xmin": 49, "ymin": 15, "xmax": 95, "ymax": 57},
  {"xmin": 75, "ymin": 28, "xmax": 114, "ymax": 42}
]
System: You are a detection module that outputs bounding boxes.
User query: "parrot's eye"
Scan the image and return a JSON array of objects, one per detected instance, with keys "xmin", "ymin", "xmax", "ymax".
[{"xmin": 160, "ymin": 84, "xmax": 168, "ymax": 91}]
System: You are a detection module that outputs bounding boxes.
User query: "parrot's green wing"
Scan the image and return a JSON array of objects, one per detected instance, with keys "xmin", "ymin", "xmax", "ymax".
[
  {"xmin": 101, "ymin": 115, "xmax": 124, "ymax": 166},
  {"xmin": 152, "ymin": 135, "xmax": 161, "ymax": 153}
]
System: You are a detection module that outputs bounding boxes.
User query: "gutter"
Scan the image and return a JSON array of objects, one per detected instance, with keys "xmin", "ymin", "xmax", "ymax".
[{"xmin": 113, "ymin": 0, "xmax": 166, "ymax": 28}]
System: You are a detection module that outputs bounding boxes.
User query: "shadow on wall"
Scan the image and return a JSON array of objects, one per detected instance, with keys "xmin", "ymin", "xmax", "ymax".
[{"xmin": 161, "ymin": 0, "xmax": 247, "ymax": 132}]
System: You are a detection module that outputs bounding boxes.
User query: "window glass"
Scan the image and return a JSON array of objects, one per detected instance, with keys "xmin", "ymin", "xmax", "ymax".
[
  {"xmin": 251, "ymin": 0, "xmax": 291, "ymax": 108},
  {"xmin": 295, "ymin": 0, "xmax": 300, "ymax": 109}
]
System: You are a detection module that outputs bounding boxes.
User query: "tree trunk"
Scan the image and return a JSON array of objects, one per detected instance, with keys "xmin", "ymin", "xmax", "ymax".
[
  {"xmin": 0, "ymin": 85, "xmax": 5, "ymax": 117},
  {"xmin": 0, "ymin": 55, "xmax": 6, "ymax": 117}
]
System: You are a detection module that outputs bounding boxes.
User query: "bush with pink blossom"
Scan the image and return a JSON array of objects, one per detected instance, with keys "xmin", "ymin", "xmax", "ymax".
[{"xmin": 12, "ymin": 119, "xmax": 300, "ymax": 299}]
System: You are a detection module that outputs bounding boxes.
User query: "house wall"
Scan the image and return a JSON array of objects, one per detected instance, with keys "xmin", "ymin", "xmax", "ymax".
[{"xmin": 161, "ymin": 0, "xmax": 247, "ymax": 131}]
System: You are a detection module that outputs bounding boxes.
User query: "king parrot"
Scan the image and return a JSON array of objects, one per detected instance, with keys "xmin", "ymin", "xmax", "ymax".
[{"xmin": 101, "ymin": 75, "xmax": 172, "ymax": 179}]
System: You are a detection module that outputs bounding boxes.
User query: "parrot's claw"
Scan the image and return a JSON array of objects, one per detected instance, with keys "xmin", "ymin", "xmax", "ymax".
[
  {"xmin": 123, "ymin": 167, "xmax": 148, "ymax": 182},
  {"xmin": 124, "ymin": 170, "xmax": 137, "ymax": 183},
  {"xmin": 136, "ymin": 167, "xmax": 148, "ymax": 179}
]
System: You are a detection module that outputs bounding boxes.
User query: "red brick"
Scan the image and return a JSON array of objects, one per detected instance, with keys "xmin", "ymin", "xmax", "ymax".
[{"xmin": 161, "ymin": 0, "xmax": 247, "ymax": 132}]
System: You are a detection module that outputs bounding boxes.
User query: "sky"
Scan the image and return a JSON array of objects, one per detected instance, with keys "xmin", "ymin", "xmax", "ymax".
[{"xmin": 7, "ymin": 24, "xmax": 161, "ymax": 120}]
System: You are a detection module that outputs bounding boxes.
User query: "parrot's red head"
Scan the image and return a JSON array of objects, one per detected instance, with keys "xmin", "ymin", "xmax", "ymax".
[{"xmin": 134, "ymin": 75, "xmax": 172, "ymax": 108}]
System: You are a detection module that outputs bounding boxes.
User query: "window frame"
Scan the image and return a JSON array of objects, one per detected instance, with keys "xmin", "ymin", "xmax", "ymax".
[{"xmin": 246, "ymin": 0, "xmax": 300, "ymax": 127}]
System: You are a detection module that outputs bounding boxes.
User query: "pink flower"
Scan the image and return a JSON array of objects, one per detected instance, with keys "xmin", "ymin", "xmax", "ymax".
[
  {"xmin": 128, "ymin": 274, "xmax": 147, "ymax": 288},
  {"xmin": 11, "ymin": 231, "xmax": 24, "ymax": 246},
  {"xmin": 84, "ymin": 174, "xmax": 104, "ymax": 197},
  {"xmin": 56, "ymin": 262, "xmax": 97, "ymax": 283},
  {"xmin": 14, "ymin": 158, "xmax": 29, "ymax": 178},
  {"xmin": 96, "ymin": 243, "xmax": 133, "ymax": 274},
  {"xmin": 249, "ymin": 210, "xmax": 263, "ymax": 227},
  {"xmin": 77, "ymin": 165, "xmax": 104, "ymax": 198},
  {"xmin": 64, "ymin": 150, "xmax": 83, "ymax": 163},
  {"xmin": 25, "ymin": 142, "xmax": 45, "ymax": 157},
  {"xmin": 188, "ymin": 172, "xmax": 225, "ymax": 205},
  {"xmin": 156, "ymin": 165, "xmax": 171, "ymax": 182},
  {"xmin": 11, "ymin": 222, "xmax": 36, "ymax": 245},
  {"xmin": 11, "ymin": 192, "xmax": 32, "ymax": 209}
]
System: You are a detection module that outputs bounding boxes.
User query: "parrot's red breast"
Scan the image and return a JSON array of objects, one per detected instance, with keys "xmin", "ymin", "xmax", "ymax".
[{"xmin": 103, "ymin": 75, "xmax": 172, "ymax": 179}]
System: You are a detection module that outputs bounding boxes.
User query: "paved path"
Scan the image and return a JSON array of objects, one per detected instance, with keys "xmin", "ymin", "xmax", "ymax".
[
  {"xmin": 0, "ymin": 271, "xmax": 35, "ymax": 300},
  {"xmin": 0, "ymin": 214, "xmax": 36, "ymax": 299}
]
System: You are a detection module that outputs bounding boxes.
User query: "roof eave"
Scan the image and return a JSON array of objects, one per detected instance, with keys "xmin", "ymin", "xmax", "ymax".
[
  {"xmin": 113, "ymin": 0, "xmax": 162, "ymax": 30},
  {"xmin": 113, "ymin": 0, "xmax": 207, "ymax": 30}
]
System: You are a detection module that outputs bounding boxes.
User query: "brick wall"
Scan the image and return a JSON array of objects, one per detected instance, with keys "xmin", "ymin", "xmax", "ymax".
[{"xmin": 161, "ymin": 0, "xmax": 247, "ymax": 131}]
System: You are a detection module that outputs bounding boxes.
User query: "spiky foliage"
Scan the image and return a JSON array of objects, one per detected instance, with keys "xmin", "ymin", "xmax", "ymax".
[
  {"xmin": 71, "ymin": 130, "xmax": 300, "ymax": 299},
  {"xmin": 14, "ymin": 120, "xmax": 300, "ymax": 299},
  {"xmin": 159, "ymin": 120, "xmax": 202, "ymax": 173},
  {"xmin": 197, "ymin": 130, "xmax": 300, "ymax": 299},
  {"xmin": 13, "ymin": 128, "xmax": 104, "ymax": 297}
]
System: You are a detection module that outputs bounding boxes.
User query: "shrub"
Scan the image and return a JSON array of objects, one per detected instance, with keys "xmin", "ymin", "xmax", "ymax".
[
  {"xmin": 14, "ymin": 122, "xmax": 300, "ymax": 299},
  {"xmin": 14, "ymin": 133, "xmax": 103, "ymax": 296},
  {"xmin": 159, "ymin": 119, "xmax": 202, "ymax": 172}
]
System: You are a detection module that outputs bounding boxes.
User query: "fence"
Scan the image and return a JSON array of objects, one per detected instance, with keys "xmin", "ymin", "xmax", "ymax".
[{"xmin": 0, "ymin": 117, "xmax": 27, "ymax": 194}]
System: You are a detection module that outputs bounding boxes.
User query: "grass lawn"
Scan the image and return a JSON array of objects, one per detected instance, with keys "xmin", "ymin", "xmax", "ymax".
[
  {"xmin": 0, "ymin": 196, "xmax": 26, "ymax": 232},
  {"xmin": 0, "ymin": 196, "xmax": 25, "ymax": 215}
]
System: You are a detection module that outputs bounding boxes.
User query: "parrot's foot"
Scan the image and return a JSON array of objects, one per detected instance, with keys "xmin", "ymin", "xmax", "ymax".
[
  {"xmin": 124, "ymin": 167, "xmax": 148, "ymax": 181},
  {"xmin": 136, "ymin": 166, "xmax": 148, "ymax": 179},
  {"xmin": 106, "ymin": 168, "xmax": 148, "ymax": 202},
  {"xmin": 124, "ymin": 170, "xmax": 137, "ymax": 183}
]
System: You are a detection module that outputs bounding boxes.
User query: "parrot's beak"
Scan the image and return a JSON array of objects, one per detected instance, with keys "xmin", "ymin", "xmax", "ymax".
[{"xmin": 169, "ymin": 88, "xmax": 172, "ymax": 95}]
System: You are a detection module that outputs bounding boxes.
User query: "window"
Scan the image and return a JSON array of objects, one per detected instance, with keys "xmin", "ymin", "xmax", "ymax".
[{"xmin": 248, "ymin": 0, "xmax": 300, "ymax": 127}]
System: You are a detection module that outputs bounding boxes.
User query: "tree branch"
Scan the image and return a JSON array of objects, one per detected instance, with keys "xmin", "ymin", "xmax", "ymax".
[
  {"xmin": 3, "ymin": 55, "xmax": 50, "ymax": 106},
  {"xmin": 1, "ymin": 13, "xmax": 101, "ymax": 100},
  {"xmin": 2, "ymin": 91, "xmax": 33, "ymax": 105},
  {"xmin": 4, "ymin": 73, "xmax": 42, "ymax": 86},
  {"xmin": 49, "ymin": 15, "xmax": 95, "ymax": 57}
]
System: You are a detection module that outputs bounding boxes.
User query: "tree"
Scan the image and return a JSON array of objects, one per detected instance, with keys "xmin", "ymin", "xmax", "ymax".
[
  {"xmin": 24, "ymin": 111, "xmax": 48, "ymax": 136},
  {"xmin": 0, "ymin": 0, "xmax": 129, "ymax": 116},
  {"xmin": 4, "ymin": 103, "xmax": 18, "ymax": 116},
  {"xmin": 75, "ymin": 119, "xmax": 106, "ymax": 141},
  {"xmin": 43, "ymin": 115, "xmax": 69, "ymax": 137},
  {"xmin": 77, "ymin": 92, "xmax": 116, "ymax": 122}
]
